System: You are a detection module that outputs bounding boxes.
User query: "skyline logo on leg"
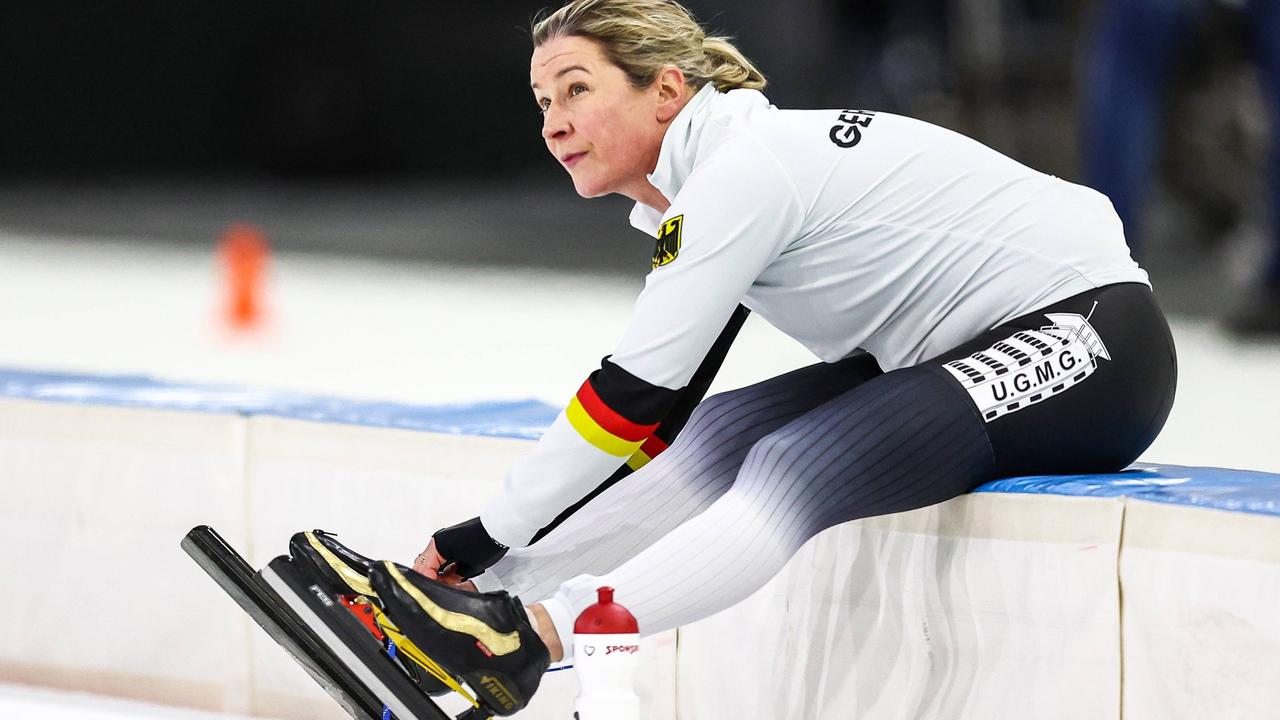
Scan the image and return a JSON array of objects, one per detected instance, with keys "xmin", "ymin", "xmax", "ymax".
[{"xmin": 942, "ymin": 308, "xmax": 1110, "ymax": 422}]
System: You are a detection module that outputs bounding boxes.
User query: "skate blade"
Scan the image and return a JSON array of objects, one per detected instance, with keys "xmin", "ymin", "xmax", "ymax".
[
  {"xmin": 291, "ymin": 541, "xmax": 479, "ymax": 708},
  {"xmin": 262, "ymin": 557, "xmax": 461, "ymax": 720},
  {"xmin": 182, "ymin": 525, "xmax": 459, "ymax": 720}
]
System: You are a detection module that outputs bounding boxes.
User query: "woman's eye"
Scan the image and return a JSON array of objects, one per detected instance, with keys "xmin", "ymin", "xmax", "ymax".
[{"xmin": 570, "ymin": 84, "xmax": 587, "ymax": 97}]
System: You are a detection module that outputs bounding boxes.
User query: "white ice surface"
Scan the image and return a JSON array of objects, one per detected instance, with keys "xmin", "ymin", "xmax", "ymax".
[
  {"xmin": 0, "ymin": 682, "xmax": 268, "ymax": 720},
  {"xmin": 1, "ymin": 232, "xmax": 1278, "ymax": 716},
  {"xmin": 0, "ymin": 233, "xmax": 818, "ymax": 406}
]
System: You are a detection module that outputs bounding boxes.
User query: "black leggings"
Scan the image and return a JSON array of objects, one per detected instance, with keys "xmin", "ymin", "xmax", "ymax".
[{"xmin": 933, "ymin": 281, "xmax": 1176, "ymax": 478}]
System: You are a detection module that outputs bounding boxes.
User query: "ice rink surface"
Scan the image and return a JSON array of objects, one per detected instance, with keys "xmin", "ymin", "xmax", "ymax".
[
  {"xmin": 1, "ymin": 232, "xmax": 1278, "ymax": 717},
  {"xmin": 0, "ymin": 682, "xmax": 260, "ymax": 720}
]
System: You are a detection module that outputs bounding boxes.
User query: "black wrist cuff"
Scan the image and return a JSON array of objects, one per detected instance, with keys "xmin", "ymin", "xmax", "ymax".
[{"xmin": 432, "ymin": 516, "xmax": 508, "ymax": 579}]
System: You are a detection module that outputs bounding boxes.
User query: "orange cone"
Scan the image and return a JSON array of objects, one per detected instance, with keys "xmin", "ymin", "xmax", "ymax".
[{"xmin": 218, "ymin": 224, "xmax": 269, "ymax": 330}]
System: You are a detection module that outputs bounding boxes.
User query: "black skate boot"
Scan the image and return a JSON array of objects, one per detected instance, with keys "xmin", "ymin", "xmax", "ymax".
[
  {"xmin": 289, "ymin": 530, "xmax": 381, "ymax": 597},
  {"xmin": 289, "ymin": 530, "xmax": 458, "ymax": 697},
  {"xmin": 369, "ymin": 560, "xmax": 551, "ymax": 717}
]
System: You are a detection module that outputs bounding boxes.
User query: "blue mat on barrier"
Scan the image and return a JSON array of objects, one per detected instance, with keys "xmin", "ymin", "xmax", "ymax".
[
  {"xmin": 3, "ymin": 367, "xmax": 1278, "ymax": 517},
  {"xmin": 977, "ymin": 465, "xmax": 1280, "ymax": 518},
  {"xmin": 0, "ymin": 368, "xmax": 558, "ymax": 440}
]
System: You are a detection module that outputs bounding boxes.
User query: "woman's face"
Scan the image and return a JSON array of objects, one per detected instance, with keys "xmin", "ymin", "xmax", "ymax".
[{"xmin": 531, "ymin": 35, "xmax": 675, "ymax": 202}]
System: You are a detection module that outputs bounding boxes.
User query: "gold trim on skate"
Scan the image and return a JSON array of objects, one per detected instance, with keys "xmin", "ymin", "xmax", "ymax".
[
  {"xmin": 305, "ymin": 531, "xmax": 377, "ymax": 597},
  {"xmin": 371, "ymin": 604, "xmax": 480, "ymax": 708},
  {"xmin": 383, "ymin": 561, "xmax": 521, "ymax": 656},
  {"xmin": 299, "ymin": 539, "xmax": 477, "ymax": 706}
]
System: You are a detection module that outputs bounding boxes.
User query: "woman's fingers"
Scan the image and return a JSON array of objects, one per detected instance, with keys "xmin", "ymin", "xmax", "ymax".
[
  {"xmin": 412, "ymin": 538, "xmax": 479, "ymax": 590},
  {"xmin": 439, "ymin": 568, "xmax": 468, "ymax": 586},
  {"xmin": 413, "ymin": 539, "xmax": 445, "ymax": 578}
]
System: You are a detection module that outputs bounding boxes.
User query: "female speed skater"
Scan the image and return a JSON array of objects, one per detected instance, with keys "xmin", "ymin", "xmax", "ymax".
[{"xmin": 290, "ymin": 0, "xmax": 1177, "ymax": 715}]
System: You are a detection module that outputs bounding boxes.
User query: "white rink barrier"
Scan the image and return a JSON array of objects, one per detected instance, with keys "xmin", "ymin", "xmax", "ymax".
[
  {"xmin": 0, "ymin": 387, "xmax": 672, "ymax": 720},
  {"xmin": 2, "ymin": 371, "xmax": 1278, "ymax": 720},
  {"xmin": 1119, "ymin": 502, "xmax": 1280, "ymax": 720},
  {"xmin": 677, "ymin": 493, "xmax": 1126, "ymax": 719}
]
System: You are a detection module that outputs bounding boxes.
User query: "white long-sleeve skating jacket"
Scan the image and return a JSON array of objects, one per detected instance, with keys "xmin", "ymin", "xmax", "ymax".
[{"xmin": 480, "ymin": 84, "xmax": 1148, "ymax": 547}]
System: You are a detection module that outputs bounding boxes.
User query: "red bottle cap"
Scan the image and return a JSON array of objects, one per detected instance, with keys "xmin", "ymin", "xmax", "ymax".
[{"xmin": 574, "ymin": 586, "xmax": 639, "ymax": 634}]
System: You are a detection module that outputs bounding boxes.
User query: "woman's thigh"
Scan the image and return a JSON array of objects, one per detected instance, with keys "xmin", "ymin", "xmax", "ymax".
[
  {"xmin": 727, "ymin": 282, "xmax": 1177, "ymax": 539},
  {"xmin": 932, "ymin": 282, "xmax": 1176, "ymax": 477},
  {"xmin": 525, "ymin": 351, "xmax": 884, "ymax": 544},
  {"xmin": 488, "ymin": 351, "xmax": 884, "ymax": 595},
  {"xmin": 727, "ymin": 362, "xmax": 996, "ymax": 543}
]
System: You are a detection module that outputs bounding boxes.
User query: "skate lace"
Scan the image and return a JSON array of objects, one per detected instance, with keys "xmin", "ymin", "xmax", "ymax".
[{"xmin": 372, "ymin": 604, "xmax": 481, "ymax": 709}]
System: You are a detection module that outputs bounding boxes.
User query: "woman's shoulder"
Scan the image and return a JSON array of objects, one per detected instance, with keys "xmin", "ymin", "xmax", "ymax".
[{"xmin": 690, "ymin": 91, "xmax": 850, "ymax": 192}]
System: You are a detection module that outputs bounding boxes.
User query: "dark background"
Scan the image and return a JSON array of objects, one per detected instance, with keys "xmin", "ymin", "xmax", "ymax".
[
  {"xmin": 2, "ymin": 1, "xmax": 563, "ymax": 177},
  {"xmin": 0, "ymin": 0, "xmax": 1095, "ymax": 178},
  {"xmin": 0, "ymin": 1, "xmax": 1273, "ymax": 319}
]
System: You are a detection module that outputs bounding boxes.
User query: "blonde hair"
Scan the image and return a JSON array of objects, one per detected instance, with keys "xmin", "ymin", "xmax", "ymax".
[{"xmin": 532, "ymin": 0, "xmax": 766, "ymax": 93}]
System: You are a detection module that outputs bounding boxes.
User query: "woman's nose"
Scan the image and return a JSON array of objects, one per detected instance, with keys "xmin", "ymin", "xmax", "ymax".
[{"xmin": 541, "ymin": 106, "xmax": 570, "ymax": 141}]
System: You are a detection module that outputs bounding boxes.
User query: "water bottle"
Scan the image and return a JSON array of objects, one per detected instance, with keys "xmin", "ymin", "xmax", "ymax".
[{"xmin": 572, "ymin": 586, "xmax": 640, "ymax": 720}]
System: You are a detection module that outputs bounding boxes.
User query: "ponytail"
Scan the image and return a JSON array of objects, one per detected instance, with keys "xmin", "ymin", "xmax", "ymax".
[{"xmin": 701, "ymin": 35, "xmax": 767, "ymax": 91}]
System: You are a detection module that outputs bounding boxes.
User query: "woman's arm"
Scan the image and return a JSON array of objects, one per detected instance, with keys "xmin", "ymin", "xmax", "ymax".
[
  {"xmin": 429, "ymin": 134, "xmax": 804, "ymax": 575},
  {"xmin": 420, "ymin": 306, "xmax": 749, "ymax": 581},
  {"xmin": 527, "ymin": 303, "xmax": 750, "ymax": 544}
]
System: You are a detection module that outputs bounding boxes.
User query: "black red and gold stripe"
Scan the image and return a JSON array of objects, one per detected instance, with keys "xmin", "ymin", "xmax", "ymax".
[
  {"xmin": 565, "ymin": 377, "xmax": 663, "ymax": 457},
  {"xmin": 626, "ymin": 434, "xmax": 670, "ymax": 471},
  {"xmin": 530, "ymin": 305, "xmax": 751, "ymax": 544}
]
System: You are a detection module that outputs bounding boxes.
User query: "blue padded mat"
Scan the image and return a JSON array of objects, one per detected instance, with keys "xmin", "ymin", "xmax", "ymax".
[
  {"xmin": 0, "ymin": 368, "xmax": 558, "ymax": 440},
  {"xmin": 3, "ymin": 367, "xmax": 1278, "ymax": 516},
  {"xmin": 977, "ymin": 464, "xmax": 1280, "ymax": 517}
]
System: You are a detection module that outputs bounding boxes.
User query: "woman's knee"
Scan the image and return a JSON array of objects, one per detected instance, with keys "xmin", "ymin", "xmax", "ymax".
[
  {"xmin": 737, "ymin": 426, "xmax": 808, "ymax": 488},
  {"xmin": 654, "ymin": 388, "xmax": 786, "ymax": 491},
  {"xmin": 686, "ymin": 387, "xmax": 745, "ymax": 424},
  {"xmin": 675, "ymin": 387, "xmax": 758, "ymax": 450}
]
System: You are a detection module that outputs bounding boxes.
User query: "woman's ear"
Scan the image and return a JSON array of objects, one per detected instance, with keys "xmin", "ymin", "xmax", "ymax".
[{"xmin": 653, "ymin": 65, "xmax": 690, "ymax": 123}]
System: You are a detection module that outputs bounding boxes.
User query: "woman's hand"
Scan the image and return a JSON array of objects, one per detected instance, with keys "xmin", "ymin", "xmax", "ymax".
[
  {"xmin": 412, "ymin": 538, "xmax": 447, "ymax": 578},
  {"xmin": 413, "ymin": 538, "xmax": 475, "ymax": 590},
  {"xmin": 413, "ymin": 517, "xmax": 506, "ymax": 592}
]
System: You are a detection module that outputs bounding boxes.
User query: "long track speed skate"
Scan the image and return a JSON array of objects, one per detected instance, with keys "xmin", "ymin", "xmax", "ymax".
[{"xmin": 180, "ymin": 525, "xmax": 490, "ymax": 720}]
